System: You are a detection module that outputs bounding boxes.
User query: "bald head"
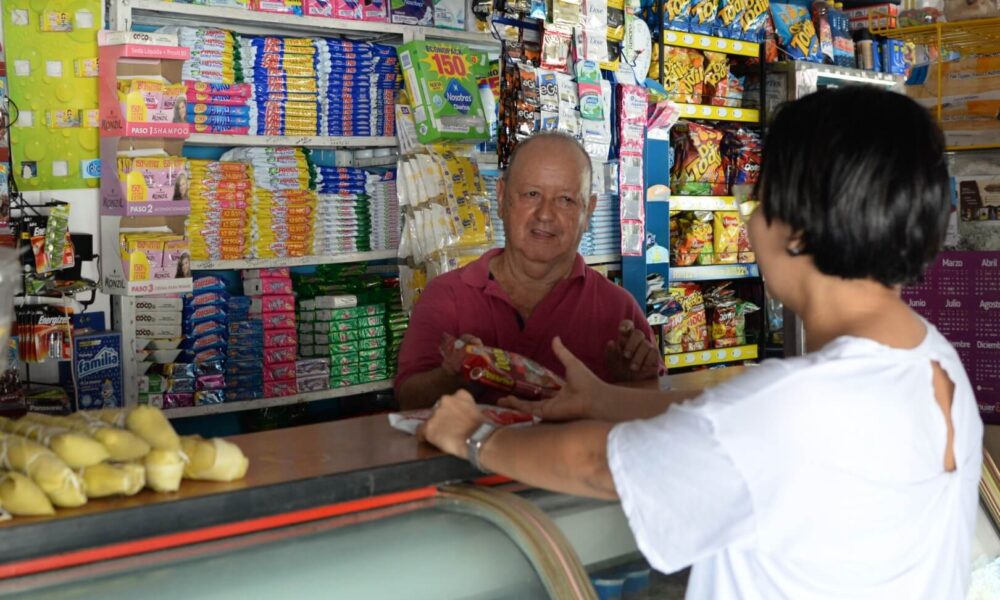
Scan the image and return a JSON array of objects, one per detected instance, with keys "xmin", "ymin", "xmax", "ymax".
[{"xmin": 503, "ymin": 132, "xmax": 593, "ymax": 201}]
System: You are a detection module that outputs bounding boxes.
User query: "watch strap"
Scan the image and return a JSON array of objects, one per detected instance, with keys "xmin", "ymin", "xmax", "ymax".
[{"xmin": 466, "ymin": 422, "xmax": 498, "ymax": 473}]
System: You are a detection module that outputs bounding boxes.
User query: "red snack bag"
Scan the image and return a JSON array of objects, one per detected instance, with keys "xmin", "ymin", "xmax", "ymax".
[{"xmin": 439, "ymin": 334, "xmax": 564, "ymax": 399}]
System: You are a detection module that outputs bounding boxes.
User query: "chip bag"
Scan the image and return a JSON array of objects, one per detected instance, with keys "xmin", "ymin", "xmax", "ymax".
[
  {"xmin": 439, "ymin": 334, "xmax": 564, "ymax": 399},
  {"xmin": 705, "ymin": 283, "xmax": 760, "ymax": 348},
  {"xmin": 671, "ymin": 122, "xmax": 727, "ymax": 196},
  {"xmin": 713, "ymin": 211, "xmax": 740, "ymax": 264},
  {"xmin": 771, "ymin": 4, "xmax": 821, "ymax": 62},
  {"xmin": 671, "ymin": 211, "xmax": 714, "ymax": 266},
  {"xmin": 662, "ymin": 282, "xmax": 709, "ymax": 354}
]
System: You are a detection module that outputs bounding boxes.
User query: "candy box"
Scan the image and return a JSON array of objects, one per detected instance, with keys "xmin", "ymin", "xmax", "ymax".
[
  {"xmin": 439, "ymin": 334, "xmax": 564, "ymax": 400},
  {"xmin": 297, "ymin": 375, "xmax": 330, "ymax": 393},
  {"xmin": 303, "ymin": 0, "xmax": 335, "ymax": 15},
  {"xmin": 390, "ymin": 0, "xmax": 433, "ymax": 25},
  {"xmin": 72, "ymin": 332, "xmax": 123, "ymax": 410},
  {"xmin": 398, "ymin": 41, "xmax": 488, "ymax": 143},
  {"xmin": 433, "ymin": 0, "xmax": 465, "ymax": 29}
]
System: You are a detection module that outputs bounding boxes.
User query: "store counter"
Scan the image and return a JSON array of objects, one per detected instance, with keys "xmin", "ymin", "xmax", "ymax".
[{"xmin": 0, "ymin": 367, "xmax": 744, "ymax": 589}]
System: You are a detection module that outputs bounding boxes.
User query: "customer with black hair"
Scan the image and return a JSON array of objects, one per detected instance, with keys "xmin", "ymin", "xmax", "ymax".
[{"xmin": 420, "ymin": 87, "xmax": 984, "ymax": 598}]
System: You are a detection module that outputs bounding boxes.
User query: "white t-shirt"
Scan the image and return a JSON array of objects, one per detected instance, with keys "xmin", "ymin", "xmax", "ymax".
[{"xmin": 608, "ymin": 322, "xmax": 984, "ymax": 599}]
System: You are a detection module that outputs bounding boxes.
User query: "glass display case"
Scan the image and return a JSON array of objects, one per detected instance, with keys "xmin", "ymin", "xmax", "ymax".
[{"xmin": 0, "ymin": 486, "xmax": 689, "ymax": 599}]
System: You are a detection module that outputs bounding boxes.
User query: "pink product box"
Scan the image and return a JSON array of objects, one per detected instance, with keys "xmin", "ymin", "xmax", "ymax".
[
  {"xmin": 242, "ymin": 267, "xmax": 291, "ymax": 280},
  {"xmin": 303, "ymin": 0, "xmax": 335, "ymax": 15},
  {"xmin": 264, "ymin": 328, "xmax": 298, "ymax": 349},
  {"xmin": 265, "ymin": 346, "xmax": 297, "ymax": 365},
  {"xmin": 264, "ymin": 379, "xmax": 297, "ymax": 398},
  {"xmin": 335, "ymin": 0, "xmax": 363, "ymax": 19},
  {"xmin": 251, "ymin": 294, "xmax": 296, "ymax": 314},
  {"xmin": 262, "ymin": 311, "xmax": 296, "ymax": 330},
  {"xmin": 243, "ymin": 276, "xmax": 294, "ymax": 296},
  {"xmin": 264, "ymin": 361, "xmax": 297, "ymax": 382},
  {"xmin": 362, "ymin": 0, "xmax": 388, "ymax": 21}
]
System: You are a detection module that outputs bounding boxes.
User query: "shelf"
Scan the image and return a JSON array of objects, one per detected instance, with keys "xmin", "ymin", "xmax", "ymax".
[
  {"xmin": 102, "ymin": 275, "xmax": 193, "ymax": 296},
  {"xmin": 102, "ymin": 200, "xmax": 191, "ymax": 218},
  {"xmin": 873, "ymin": 17, "xmax": 1000, "ymax": 55},
  {"xmin": 771, "ymin": 61, "xmax": 904, "ymax": 87},
  {"xmin": 351, "ymin": 155, "xmax": 399, "ymax": 168},
  {"xmin": 127, "ymin": 0, "xmax": 499, "ymax": 45},
  {"xmin": 668, "ymin": 196, "xmax": 738, "ymax": 211},
  {"xmin": 674, "ymin": 103, "xmax": 760, "ymax": 123},
  {"xmin": 584, "ymin": 254, "xmax": 622, "ymax": 265},
  {"xmin": 185, "ymin": 134, "xmax": 397, "ymax": 148},
  {"xmin": 664, "ymin": 343, "xmax": 758, "ymax": 368},
  {"xmin": 191, "ymin": 249, "xmax": 398, "ymax": 270},
  {"xmin": 663, "ymin": 30, "xmax": 759, "ymax": 58},
  {"xmin": 669, "ymin": 263, "xmax": 759, "ymax": 281},
  {"xmin": 161, "ymin": 379, "xmax": 394, "ymax": 418}
]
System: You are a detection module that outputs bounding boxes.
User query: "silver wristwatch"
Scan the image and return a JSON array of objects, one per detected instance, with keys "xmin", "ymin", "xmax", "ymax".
[{"xmin": 466, "ymin": 422, "xmax": 498, "ymax": 473}]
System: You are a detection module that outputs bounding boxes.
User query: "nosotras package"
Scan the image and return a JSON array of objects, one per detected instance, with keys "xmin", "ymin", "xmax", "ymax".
[{"xmin": 398, "ymin": 41, "xmax": 489, "ymax": 143}]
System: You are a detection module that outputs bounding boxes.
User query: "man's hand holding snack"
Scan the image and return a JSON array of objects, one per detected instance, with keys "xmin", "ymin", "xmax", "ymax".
[
  {"xmin": 441, "ymin": 334, "xmax": 485, "ymax": 377},
  {"xmin": 500, "ymin": 337, "xmax": 610, "ymax": 422},
  {"xmin": 605, "ymin": 319, "xmax": 662, "ymax": 382}
]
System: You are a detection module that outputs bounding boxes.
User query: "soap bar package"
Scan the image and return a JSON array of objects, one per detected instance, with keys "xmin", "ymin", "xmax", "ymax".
[
  {"xmin": 72, "ymin": 332, "xmax": 123, "ymax": 410},
  {"xmin": 398, "ymin": 41, "xmax": 488, "ymax": 143}
]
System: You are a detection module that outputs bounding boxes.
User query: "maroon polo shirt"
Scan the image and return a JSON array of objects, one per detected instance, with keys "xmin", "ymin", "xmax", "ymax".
[{"xmin": 395, "ymin": 248, "xmax": 655, "ymax": 402}]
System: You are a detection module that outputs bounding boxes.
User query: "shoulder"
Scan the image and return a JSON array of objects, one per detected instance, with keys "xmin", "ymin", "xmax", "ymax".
[{"xmin": 583, "ymin": 267, "xmax": 639, "ymax": 304}]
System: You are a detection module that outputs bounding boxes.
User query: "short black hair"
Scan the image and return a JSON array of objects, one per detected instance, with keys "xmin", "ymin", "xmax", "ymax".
[
  {"xmin": 756, "ymin": 86, "xmax": 949, "ymax": 286},
  {"xmin": 503, "ymin": 132, "xmax": 593, "ymax": 199}
]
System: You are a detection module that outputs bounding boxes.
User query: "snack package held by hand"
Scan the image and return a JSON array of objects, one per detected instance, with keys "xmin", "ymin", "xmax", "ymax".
[
  {"xmin": 388, "ymin": 404, "xmax": 540, "ymax": 435},
  {"xmin": 439, "ymin": 334, "xmax": 564, "ymax": 399}
]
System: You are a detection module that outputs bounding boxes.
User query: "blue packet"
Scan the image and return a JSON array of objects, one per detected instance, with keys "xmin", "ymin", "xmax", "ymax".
[
  {"xmin": 716, "ymin": 0, "xmax": 745, "ymax": 38},
  {"xmin": 689, "ymin": 0, "xmax": 718, "ymax": 34},
  {"xmin": 740, "ymin": 0, "xmax": 770, "ymax": 42},
  {"xmin": 193, "ymin": 275, "xmax": 227, "ymax": 294},
  {"xmin": 226, "ymin": 373, "xmax": 264, "ymax": 389},
  {"xmin": 185, "ymin": 290, "xmax": 230, "ymax": 308},
  {"xmin": 227, "ymin": 345, "xmax": 264, "ymax": 362},
  {"xmin": 664, "ymin": 0, "xmax": 692, "ymax": 32},
  {"xmin": 229, "ymin": 320, "xmax": 264, "ymax": 335},
  {"xmin": 196, "ymin": 359, "xmax": 226, "ymax": 376},
  {"xmin": 189, "ymin": 319, "xmax": 228, "ymax": 340},
  {"xmin": 194, "ymin": 390, "xmax": 225, "ymax": 406},
  {"xmin": 230, "ymin": 333, "xmax": 265, "ymax": 349},
  {"xmin": 181, "ymin": 333, "xmax": 228, "ymax": 352},
  {"xmin": 186, "ymin": 348, "xmax": 226, "ymax": 364},
  {"xmin": 183, "ymin": 304, "xmax": 228, "ymax": 325},
  {"xmin": 228, "ymin": 297, "xmax": 252, "ymax": 309},
  {"xmin": 771, "ymin": 4, "xmax": 821, "ymax": 61},
  {"xmin": 226, "ymin": 359, "xmax": 264, "ymax": 376},
  {"xmin": 225, "ymin": 387, "xmax": 265, "ymax": 402}
]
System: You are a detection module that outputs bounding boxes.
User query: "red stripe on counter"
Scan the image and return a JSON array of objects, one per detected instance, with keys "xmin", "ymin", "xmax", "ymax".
[{"xmin": 0, "ymin": 486, "xmax": 438, "ymax": 580}]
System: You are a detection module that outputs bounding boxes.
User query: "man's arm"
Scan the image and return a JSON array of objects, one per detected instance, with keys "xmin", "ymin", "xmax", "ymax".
[{"xmin": 397, "ymin": 367, "xmax": 468, "ymax": 411}]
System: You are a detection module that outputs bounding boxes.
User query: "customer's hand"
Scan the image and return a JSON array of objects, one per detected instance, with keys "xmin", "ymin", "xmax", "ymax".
[
  {"xmin": 604, "ymin": 320, "xmax": 662, "ymax": 382},
  {"xmin": 441, "ymin": 334, "xmax": 484, "ymax": 376},
  {"xmin": 500, "ymin": 336, "xmax": 606, "ymax": 422},
  {"xmin": 416, "ymin": 390, "xmax": 484, "ymax": 459}
]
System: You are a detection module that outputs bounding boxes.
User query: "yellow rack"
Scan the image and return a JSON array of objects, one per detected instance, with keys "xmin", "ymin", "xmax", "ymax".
[
  {"xmin": 662, "ymin": 30, "xmax": 760, "ymax": 58},
  {"xmin": 664, "ymin": 344, "xmax": 759, "ymax": 368},
  {"xmin": 873, "ymin": 17, "xmax": 1000, "ymax": 151},
  {"xmin": 673, "ymin": 103, "xmax": 760, "ymax": 123},
  {"xmin": 873, "ymin": 17, "xmax": 1000, "ymax": 55}
]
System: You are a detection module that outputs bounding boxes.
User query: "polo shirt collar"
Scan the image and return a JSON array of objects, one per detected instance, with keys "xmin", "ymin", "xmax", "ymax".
[{"xmin": 460, "ymin": 248, "xmax": 586, "ymax": 290}]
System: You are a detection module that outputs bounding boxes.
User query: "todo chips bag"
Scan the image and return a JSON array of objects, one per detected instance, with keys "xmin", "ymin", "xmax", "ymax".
[
  {"xmin": 440, "ymin": 334, "xmax": 564, "ymax": 399},
  {"xmin": 388, "ymin": 405, "xmax": 540, "ymax": 435}
]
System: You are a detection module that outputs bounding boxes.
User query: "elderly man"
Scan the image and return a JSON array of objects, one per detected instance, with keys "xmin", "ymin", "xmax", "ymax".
[{"xmin": 395, "ymin": 132, "xmax": 661, "ymax": 410}]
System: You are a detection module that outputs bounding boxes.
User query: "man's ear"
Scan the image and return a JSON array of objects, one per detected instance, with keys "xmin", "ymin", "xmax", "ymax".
[{"xmin": 587, "ymin": 194, "xmax": 597, "ymax": 220}]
